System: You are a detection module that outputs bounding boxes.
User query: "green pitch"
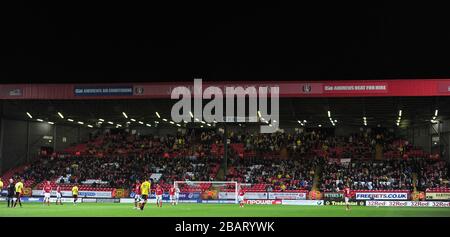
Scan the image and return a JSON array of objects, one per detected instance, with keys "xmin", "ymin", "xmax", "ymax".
[{"xmin": 2, "ymin": 203, "xmax": 450, "ymax": 217}]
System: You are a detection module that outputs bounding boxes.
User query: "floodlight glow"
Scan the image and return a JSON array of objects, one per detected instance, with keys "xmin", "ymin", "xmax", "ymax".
[
  {"xmin": 26, "ymin": 112, "xmax": 33, "ymax": 119},
  {"xmin": 58, "ymin": 112, "xmax": 64, "ymax": 119}
]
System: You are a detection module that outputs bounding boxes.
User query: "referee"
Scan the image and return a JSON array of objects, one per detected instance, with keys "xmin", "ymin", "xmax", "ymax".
[{"xmin": 7, "ymin": 179, "xmax": 15, "ymax": 208}]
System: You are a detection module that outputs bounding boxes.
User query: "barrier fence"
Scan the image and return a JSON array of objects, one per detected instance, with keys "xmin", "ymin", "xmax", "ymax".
[{"xmin": 2, "ymin": 189, "xmax": 450, "ymax": 206}]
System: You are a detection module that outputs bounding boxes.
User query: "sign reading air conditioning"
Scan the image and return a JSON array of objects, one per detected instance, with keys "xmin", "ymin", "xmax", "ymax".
[{"xmin": 74, "ymin": 86, "xmax": 133, "ymax": 96}]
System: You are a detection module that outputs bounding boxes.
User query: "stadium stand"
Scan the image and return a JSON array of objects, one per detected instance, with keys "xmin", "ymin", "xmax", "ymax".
[{"xmin": 1, "ymin": 128, "xmax": 449, "ymax": 194}]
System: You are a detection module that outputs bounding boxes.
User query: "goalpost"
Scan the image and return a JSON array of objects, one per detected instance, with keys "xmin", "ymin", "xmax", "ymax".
[{"xmin": 174, "ymin": 181, "xmax": 240, "ymax": 204}]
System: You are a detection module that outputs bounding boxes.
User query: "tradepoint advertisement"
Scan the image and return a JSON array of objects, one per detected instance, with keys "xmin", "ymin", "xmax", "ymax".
[{"xmin": 324, "ymin": 200, "xmax": 365, "ymax": 206}]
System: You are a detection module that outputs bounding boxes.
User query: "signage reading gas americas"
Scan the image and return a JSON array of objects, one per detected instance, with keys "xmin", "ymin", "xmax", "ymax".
[
  {"xmin": 324, "ymin": 85, "xmax": 387, "ymax": 91},
  {"xmin": 74, "ymin": 86, "xmax": 133, "ymax": 96},
  {"xmin": 3, "ymin": 79, "xmax": 450, "ymax": 99}
]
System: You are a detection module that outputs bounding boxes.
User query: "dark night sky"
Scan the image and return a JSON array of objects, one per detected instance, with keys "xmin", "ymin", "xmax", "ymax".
[{"xmin": 3, "ymin": 2, "xmax": 450, "ymax": 83}]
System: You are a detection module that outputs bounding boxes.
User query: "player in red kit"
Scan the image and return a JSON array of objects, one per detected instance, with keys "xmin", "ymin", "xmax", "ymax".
[
  {"xmin": 155, "ymin": 184, "xmax": 163, "ymax": 207},
  {"xmin": 42, "ymin": 181, "xmax": 52, "ymax": 206},
  {"xmin": 169, "ymin": 186, "xmax": 176, "ymax": 206},
  {"xmin": 343, "ymin": 186, "xmax": 352, "ymax": 211},
  {"xmin": 133, "ymin": 180, "xmax": 141, "ymax": 210},
  {"xmin": 55, "ymin": 185, "xmax": 62, "ymax": 205},
  {"xmin": 238, "ymin": 188, "xmax": 245, "ymax": 207}
]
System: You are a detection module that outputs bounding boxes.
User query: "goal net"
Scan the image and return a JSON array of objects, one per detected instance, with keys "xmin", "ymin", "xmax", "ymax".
[{"xmin": 174, "ymin": 181, "xmax": 239, "ymax": 204}]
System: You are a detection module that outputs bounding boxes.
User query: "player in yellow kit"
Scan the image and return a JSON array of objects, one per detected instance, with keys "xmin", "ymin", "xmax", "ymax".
[
  {"xmin": 139, "ymin": 178, "xmax": 151, "ymax": 211},
  {"xmin": 14, "ymin": 178, "xmax": 24, "ymax": 208},
  {"xmin": 0, "ymin": 179, "xmax": 3, "ymax": 190},
  {"xmin": 72, "ymin": 184, "xmax": 79, "ymax": 205}
]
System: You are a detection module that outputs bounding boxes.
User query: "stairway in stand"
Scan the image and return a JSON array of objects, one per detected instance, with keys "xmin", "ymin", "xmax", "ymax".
[
  {"xmin": 375, "ymin": 143, "xmax": 383, "ymax": 160},
  {"xmin": 311, "ymin": 161, "xmax": 323, "ymax": 192},
  {"xmin": 215, "ymin": 164, "xmax": 226, "ymax": 181},
  {"xmin": 412, "ymin": 172, "xmax": 418, "ymax": 193}
]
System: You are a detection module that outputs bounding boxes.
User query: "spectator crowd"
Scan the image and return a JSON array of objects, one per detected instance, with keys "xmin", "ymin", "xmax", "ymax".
[{"xmin": 1, "ymin": 127, "xmax": 448, "ymax": 193}]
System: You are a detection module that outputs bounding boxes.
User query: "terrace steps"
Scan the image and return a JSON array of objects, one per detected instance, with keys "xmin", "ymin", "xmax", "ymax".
[
  {"xmin": 412, "ymin": 173, "xmax": 418, "ymax": 193},
  {"xmin": 375, "ymin": 144, "xmax": 383, "ymax": 160},
  {"xmin": 311, "ymin": 164, "xmax": 322, "ymax": 192}
]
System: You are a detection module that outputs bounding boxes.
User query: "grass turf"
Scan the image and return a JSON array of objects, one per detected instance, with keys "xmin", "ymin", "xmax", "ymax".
[{"xmin": 2, "ymin": 202, "xmax": 450, "ymax": 217}]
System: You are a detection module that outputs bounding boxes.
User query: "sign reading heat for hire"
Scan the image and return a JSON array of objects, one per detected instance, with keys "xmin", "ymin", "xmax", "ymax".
[{"xmin": 324, "ymin": 83, "xmax": 388, "ymax": 93}]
